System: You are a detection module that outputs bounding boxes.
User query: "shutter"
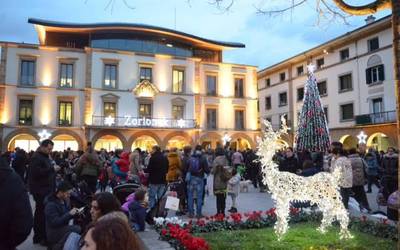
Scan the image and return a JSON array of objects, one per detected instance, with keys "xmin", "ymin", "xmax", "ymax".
[
  {"xmin": 366, "ymin": 68, "xmax": 372, "ymax": 84},
  {"xmin": 378, "ymin": 64, "xmax": 385, "ymax": 81}
]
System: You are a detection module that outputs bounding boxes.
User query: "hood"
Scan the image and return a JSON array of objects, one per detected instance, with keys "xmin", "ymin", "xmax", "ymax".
[
  {"xmin": 120, "ymin": 152, "xmax": 130, "ymax": 160},
  {"xmin": 44, "ymin": 193, "xmax": 59, "ymax": 205},
  {"xmin": 348, "ymin": 154, "xmax": 360, "ymax": 158},
  {"xmin": 384, "ymin": 153, "xmax": 398, "ymax": 158}
]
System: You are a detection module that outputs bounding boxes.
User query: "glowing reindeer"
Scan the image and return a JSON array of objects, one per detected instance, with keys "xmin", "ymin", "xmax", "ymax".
[{"xmin": 256, "ymin": 117, "xmax": 352, "ymax": 240}]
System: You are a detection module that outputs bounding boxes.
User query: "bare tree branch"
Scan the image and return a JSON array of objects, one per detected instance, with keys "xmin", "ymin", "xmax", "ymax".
[
  {"xmin": 254, "ymin": 0, "xmax": 307, "ymax": 16},
  {"xmin": 208, "ymin": 0, "xmax": 235, "ymax": 13}
]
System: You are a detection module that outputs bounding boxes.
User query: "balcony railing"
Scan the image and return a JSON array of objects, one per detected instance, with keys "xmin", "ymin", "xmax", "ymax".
[
  {"xmin": 91, "ymin": 115, "xmax": 197, "ymax": 129},
  {"xmin": 355, "ymin": 111, "xmax": 397, "ymax": 125}
]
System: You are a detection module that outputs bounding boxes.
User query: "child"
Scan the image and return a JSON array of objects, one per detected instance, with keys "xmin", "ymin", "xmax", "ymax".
[
  {"xmin": 212, "ymin": 164, "xmax": 231, "ymax": 215},
  {"xmin": 128, "ymin": 189, "xmax": 147, "ymax": 231},
  {"xmin": 227, "ymin": 168, "xmax": 241, "ymax": 213}
]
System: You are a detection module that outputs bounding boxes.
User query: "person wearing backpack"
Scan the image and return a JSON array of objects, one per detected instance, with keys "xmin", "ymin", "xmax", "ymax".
[{"xmin": 186, "ymin": 145, "xmax": 209, "ymax": 219}]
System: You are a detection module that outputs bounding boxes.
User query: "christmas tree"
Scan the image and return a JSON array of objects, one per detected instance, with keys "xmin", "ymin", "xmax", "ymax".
[{"xmin": 295, "ymin": 64, "xmax": 330, "ymax": 152}]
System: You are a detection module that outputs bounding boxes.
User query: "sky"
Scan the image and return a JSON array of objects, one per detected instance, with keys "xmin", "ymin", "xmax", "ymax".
[{"xmin": 0, "ymin": 0, "xmax": 391, "ymax": 69}]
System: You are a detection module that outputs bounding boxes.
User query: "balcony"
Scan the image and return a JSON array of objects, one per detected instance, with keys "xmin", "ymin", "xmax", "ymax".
[
  {"xmin": 355, "ymin": 111, "xmax": 397, "ymax": 126},
  {"xmin": 91, "ymin": 115, "xmax": 197, "ymax": 129}
]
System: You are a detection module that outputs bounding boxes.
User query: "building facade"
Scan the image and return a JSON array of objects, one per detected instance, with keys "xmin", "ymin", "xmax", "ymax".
[
  {"xmin": 0, "ymin": 19, "xmax": 259, "ymax": 152},
  {"xmin": 258, "ymin": 15, "xmax": 397, "ymax": 151}
]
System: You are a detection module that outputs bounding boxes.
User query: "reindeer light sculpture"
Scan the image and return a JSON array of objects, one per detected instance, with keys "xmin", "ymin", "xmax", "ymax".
[{"xmin": 256, "ymin": 117, "xmax": 352, "ymax": 240}]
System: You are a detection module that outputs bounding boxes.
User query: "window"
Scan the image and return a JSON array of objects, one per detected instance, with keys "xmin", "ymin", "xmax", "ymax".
[
  {"xmin": 366, "ymin": 65, "xmax": 384, "ymax": 84},
  {"xmin": 172, "ymin": 69, "xmax": 184, "ymax": 93},
  {"xmin": 265, "ymin": 96, "xmax": 271, "ymax": 110},
  {"xmin": 372, "ymin": 98, "xmax": 383, "ymax": 114},
  {"xmin": 235, "ymin": 110, "xmax": 245, "ymax": 130},
  {"xmin": 279, "ymin": 92, "xmax": 287, "ymax": 106},
  {"xmin": 234, "ymin": 77, "xmax": 244, "ymax": 98},
  {"xmin": 18, "ymin": 99, "xmax": 33, "ymax": 125},
  {"xmin": 139, "ymin": 67, "xmax": 152, "ymax": 82},
  {"xmin": 339, "ymin": 73, "xmax": 353, "ymax": 92},
  {"xmin": 139, "ymin": 103, "xmax": 152, "ymax": 117},
  {"xmin": 206, "ymin": 75, "xmax": 217, "ymax": 96},
  {"xmin": 20, "ymin": 60, "xmax": 35, "ymax": 85},
  {"xmin": 316, "ymin": 58, "xmax": 324, "ymax": 69},
  {"xmin": 297, "ymin": 87, "xmax": 304, "ymax": 101},
  {"xmin": 104, "ymin": 64, "xmax": 117, "ymax": 88},
  {"xmin": 368, "ymin": 37, "xmax": 379, "ymax": 52},
  {"xmin": 323, "ymin": 107, "xmax": 329, "ymax": 123},
  {"xmin": 340, "ymin": 103, "xmax": 354, "ymax": 121},
  {"xmin": 317, "ymin": 81, "xmax": 327, "ymax": 96},
  {"xmin": 340, "ymin": 48, "xmax": 349, "ymax": 61},
  {"xmin": 104, "ymin": 102, "xmax": 116, "ymax": 117},
  {"xmin": 58, "ymin": 101, "xmax": 73, "ymax": 126},
  {"xmin": 265, "ymin": 78, "xmax": 271, "ymax": 87},
  {"xmin": 172, "ymin": 105, "xmax": 184, "ymax": 119},
  {"xmin": 206, "ymin": 108, "xmax": 217, "ymax": 129},
  {"xmin": 59, "ymin": 63, "xmax": 73, "ymax": 88},
  {"xmin": 297, "ymin": 66, "xmax": 304, "ymax": 76},
  {"xmin": 280, "ymin": 72, "xmax": 286, "ymax": 82}
]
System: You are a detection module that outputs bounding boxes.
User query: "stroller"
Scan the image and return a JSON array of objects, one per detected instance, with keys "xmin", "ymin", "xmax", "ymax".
[{"xmin": 112, "ymin": 182, "xmax": 141, "ymax": 206}]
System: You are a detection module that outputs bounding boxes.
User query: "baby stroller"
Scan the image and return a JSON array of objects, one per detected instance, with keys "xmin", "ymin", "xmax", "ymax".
[
  {"xmin": 113, "ymin": 182, "xmax": 141, "ymax": 205},
  {"xmin": 145, "ymin": 182, "xmax": 179, "ymax": 225}
]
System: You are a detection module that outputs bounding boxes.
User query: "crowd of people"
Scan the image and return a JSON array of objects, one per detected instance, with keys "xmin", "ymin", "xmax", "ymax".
[{"xmin": 0, "ymin": 138, "xmax": 398, "ymax": 250}]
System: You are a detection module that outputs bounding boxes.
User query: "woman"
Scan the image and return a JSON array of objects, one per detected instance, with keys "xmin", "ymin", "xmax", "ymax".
[
  {"xmin": 75, "ymin": 148, "xmax": 102, "ymax": 193},
  {"xmin": 212, "ymin": 147, "xmax": 230, "ymax": 215},
  {"xmin": 166, "ymin": 148, "xmax": 182, "ymax": 183},
  {"xmin": 90, "ymin": 192, "xmax": 123, "ymax": 222},
  {"xmin": 331, "ymin": 147, "xmax": 353, "ymax": 209},
  {"xmin": 129, "ymin": 148, "xmax": 143, "ymax": 178},
  {"xmin": 80, "ymin": 218, "xmax": 140, "ymax": 250}
]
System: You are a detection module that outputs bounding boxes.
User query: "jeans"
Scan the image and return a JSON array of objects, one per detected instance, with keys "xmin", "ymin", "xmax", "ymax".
[
  {"xmin": 352, "ymin": 185, "xmax": 370, "ymax": 210},
  {"xmin": 215, "ymin": 193, "xmax": 226, "ymax": 215},
  {"xmin": 340, "ymin": 187, "xmax": 352, "ymax": 209},
  {"xmin": 187, "ymin": 176, "xmax": 204, "ymax": 216},
  {"xmin": 32, "ymin": 193, "xmax": 47, "ymax": 242},
  {"xmin": 148, "ymin": 184, "xmax": 166, "ymax": 209}
]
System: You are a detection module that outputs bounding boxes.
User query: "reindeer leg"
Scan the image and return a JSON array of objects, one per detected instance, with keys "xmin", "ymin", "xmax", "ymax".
[
  {"xmin": 274, "ymin": 198, "xmax": 290, "ymax": 241},
  {"xmin": 333, "ymin": 200, "xmax": 353, "ymax": 239},
  {"xmin": 318, "ymin": 203, "xmax": 334, "ymax": 234}
]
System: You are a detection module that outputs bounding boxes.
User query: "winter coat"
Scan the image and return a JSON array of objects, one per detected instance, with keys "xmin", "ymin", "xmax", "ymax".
[
  {"xmin": 129, "ymin": 151, "xmax": 142, "ymax": 176},
  {"xmin": 0, "ymin": 157, "xmax": 33, "ymax": 250},
  {"xmin": 348, "ymin": 154, "xmax": 366, "ymax": 187},
  {"xmin": 227, "ymin": 173, "xmax": 241, "ymax": 196},
  {"xmin": 381, "ymin": 153, "xmax": 398, "ymax": 177},
  {"xmin": 28, "ymin": 150, "xmax": 56, "ymax": 196},
  {"xmin": 128, "ymin": 200, "xmax": 146, "ymax": 231},
  {"xmin": 115, "ymin": 152, "xmax": 130, "ymax": 173},
  {"xmin": 212, "ymin": 155, "xmax": 228, "ymax": 169},
  {"xmin": 364, "ymin": 154, "xmax": 379, "ymax": 176},
  {"xmin": 166, "ymin": 152, "xmax": 182, "ymax": 182},
  {"xmin": 11, "ymin": 151, "xmax": 27, "ymax": 181},
  {"xmin": 75, "ymin": 155, "xmax": 101, "ymax": 178},
  {"xmin": 146, "ymin": 151, "xmax": 168, "ymax": 185},
  {"xmin": 211, "ymin": 166, "xmax": 230, "ymax": 193},
  {"xmin": 331, "ymin": 156, "xmax": 353, "ymax": 188},
  {"xmin": 189, "ymin": 152, "xmax": 210, "ymax": 178},
  {"xmin": 111, "ymin": 156, "xmax": 127, "ymax": 179},
  {"xmin": 279, "ymin": 156, "xmax": 299, "ymax": 173},
  {"xmin": 231, "ymin": 152, "xmax": 244, "ymax": 166}
]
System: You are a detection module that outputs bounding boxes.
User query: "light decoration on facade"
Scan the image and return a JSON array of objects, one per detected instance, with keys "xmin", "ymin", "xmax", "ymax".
[
  {"xmin": 307, "ymin": 63, "xmax": 316, "ymax": 74},
  {"xmin": 357, "ymin": 131, "xmax": 368, "ymax": 144},
  {"xmin": 256, "ymin": 116, "xmax": 352, "ymax": 241},
  {"xmin": 177, "ymin": 119, "xmax": 186, "ymax": 128},
  {"xmin": 38, "ymin": 129, "xmax": 52, "ymax": 141},
  {"xmin": 104, "ymin": 115, "xmax": 115, "ymax": 126},
  {"xmin": 222, "ymin": 133, "xmax": 231, "ymax": 145},
  {"xmin": 133, "ymin": 80, "xmax": 159, "ymax": 98}
]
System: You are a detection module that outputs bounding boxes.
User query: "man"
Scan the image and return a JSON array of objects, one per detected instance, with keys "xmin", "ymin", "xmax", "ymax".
[
  {"xmin": 145, "ymin": 145, "xmax": 168, "ymax": 209},
  {"xmin": 28, "ymin": 139, "xmax": 58, "ymax": 245},
  {"xmin": 0, "ymin": 155, "xmax": 33, "ymax": 250},
  {"xmin": 278, "ymin": 147, "xmax": 300, "ymax": 174},
  {"xmin": 187, "ymin": 145, "xmax": 210, "ymax": 218},
  {"xmin": 44, "ymin": 181, "xmax": 80, "ymax": 249},
  {"xmin": 381, "ymin": 147, "xmax": 398, "ymax": 220},
  {"xmin": 11, "ymin": 148, "xmax": 28, "ymax": 182}
]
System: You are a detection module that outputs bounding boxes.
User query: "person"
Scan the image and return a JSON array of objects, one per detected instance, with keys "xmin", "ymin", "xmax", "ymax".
[
  {"xmin": 211, "ymin": 158, "xmax": 230, "ymax": 216},
  {"xmin": 364, "ymin": 151, "xmax": 380, "ymax": 193},
  {"xmin": 90, "ymin": 192, "xmax": 123, "ymax": 222},
  {"xmin": 75, "ymin": 147, "xmax": 101, "ymax": 194},
  {"xmin": 187, "ymin": 145, "xmax": 209, "ymax": 218},
  {"xmin": 278, "ymin": 147, "xmax": 300, "ymax": 173},
  {"xmin": 28, "ymin": 139, "xmax": 58, "ymax": 245},
  {"xmin": 298, "ymin": 159, "xmax": 318, "ymax": 177},
  {"xmin": 145, "ymin": 145, "xmax": 168, "ymax": 209},
  {"xmin": 227, "ymin": 168, "xmax": 241, "ymax": 213},
  {"xmin": 380, "ymin": 147, "xmax": 398, "ymax": 220},
  {"xmin": 111, "ymin": 150, "xmax": 127, "ymax": 185},
  {"xmin": 128, "ymin": 189, "xmax": 147, "ymax": 231},
  {"xmin": 180, "ymin": 146, "xmax": 192, "ymax": 213},
  {"xmin": 44, "ymin": 181, "xmax": 81, "ymax": 249},
  {"xmin": 166, "ymin": 148, "xmax": 182, "ymax": 183},
  {"xmin": 231, "ymin": 149, "xmax": 244, "ymax": 169},
  {"xmin": 347, "ymin": 148, "xmax": 370, "ymax": 212},
  {"xmin": 0, "ymin": 155, "xmax": 33, "ymax": 250},
  {"xmin": 330, "ymin": 145, "xmax": 353, "ymax": 209},
  {"xmin": 80, "ymin": 218, "xmax": 140, "ymax": 250},
  {"xmin": 11, "ymin": 148, "xmax": 28, "ymax": 182},
  {"xmin": 129, "ymin": 148, "xmax": 142, "ymax": 177}
]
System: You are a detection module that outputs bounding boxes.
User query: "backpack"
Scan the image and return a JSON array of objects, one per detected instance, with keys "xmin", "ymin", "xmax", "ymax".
[{"xmin": 188, "ymin": 156, "xmax": 201, "ymax": 174}]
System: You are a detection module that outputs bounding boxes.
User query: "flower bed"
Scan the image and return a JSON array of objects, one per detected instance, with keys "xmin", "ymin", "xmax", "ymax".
[{"xmin": 154, "ymin": 208, "xmax": 397, "ymax": 250}]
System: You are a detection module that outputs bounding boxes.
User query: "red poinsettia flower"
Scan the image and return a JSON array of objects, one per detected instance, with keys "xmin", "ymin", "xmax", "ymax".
[{"xmin": 161, "ymin": 228, "xmax": 168, "ymax": 236}]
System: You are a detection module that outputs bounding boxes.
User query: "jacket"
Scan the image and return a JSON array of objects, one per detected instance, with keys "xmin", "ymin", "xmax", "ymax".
[
  {"xmin": 75, "ymin": 156, "xmax": 101, "ymax": 178},
  {"xmin": 166, "ymin": 152, "xmax": 182, "ymax": 182},
  {"xmin": 364, "ymin": 154, "xmax": 379, "ymax": 176},
  {"xmin": 331, "ymin": 156, "xmax": 353, "ymax": 188},
  {"xmin": 0, "ymin": 157, "xmax": 33, "ymax": 250},
  {"xmin": 11, "ymin": 151, "xmax": 27, "ymax": 181},
  {"xmin": 227, "ymin": 173, "xmax": 241, "ymax": 196},
  {"xmin": 348, "ymin": 154, "xmax": 365, "ymax": 186},
  {"xmin": 212, "ymin": 155, "xmax": 228, "ymax": 169},
  {"xmin": 28, "ymin": 150, "xmax": 56, "ymax": 196},
  {"xmin": 146, "ymin": 151, "xmax": 168, "ymax": 184},
  {"xmin": 381, "ymin": 153, "xmax": 398, "ymax": 177},
  {"xmin": 231, "ymin": 152, "xmax": 244, "ymax": 166},
  {"xmin": 211, "ymin": 166, "xmax": 230, "ymax": 193},
  {"xmin": 128, "ymin": 200, "xmax": 146, "ymax": 231},
  {"xmin": 279, "ymin": 156, "xmax": 299, "ymax": 173},
  {"xmin": 129, "ymin": 151, "xmax": 142, "ymax": 176},
  {"xmin": 111, "ymin": 156, "xmax": 127, "ymax": 179}
]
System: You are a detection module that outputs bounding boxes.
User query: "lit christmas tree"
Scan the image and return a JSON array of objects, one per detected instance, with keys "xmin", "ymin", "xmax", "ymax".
[{"xmin": 295, "ymin": 64, "xmax": 330, "ymax": 152}]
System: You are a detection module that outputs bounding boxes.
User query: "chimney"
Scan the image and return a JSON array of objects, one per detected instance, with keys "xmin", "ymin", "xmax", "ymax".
[{"xmin": 365, "ymin": 15, "xmax": 376, "ymax": 24}]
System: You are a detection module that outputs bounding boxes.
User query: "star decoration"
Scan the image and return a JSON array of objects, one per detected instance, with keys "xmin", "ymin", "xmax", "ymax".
[
  {"xmin": 177, "ymin": 119, "xmax": 185, "ymax": 128},
  {"xmin": 307, "ymin": 63, "xmax": 316, "ymax": 74},
  {"xmin": 222, "ymin": 133, "xmax": 231, "ymax": 145},
  {"xmin": 357, "ymin": 131, "xmax": 368, "ymax": 144},
  {"xmin": 104, "ymin": 115, "xmax": 115, "ymax": 126},
  {"xmin": 38, "ymin": 129, "xmax": 52, "ymax": 141}
]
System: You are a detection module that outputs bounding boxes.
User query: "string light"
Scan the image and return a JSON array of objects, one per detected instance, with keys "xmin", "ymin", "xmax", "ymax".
[{"xmin": 357, "ymin": 131, "xmax": 368, "ymax": 144}]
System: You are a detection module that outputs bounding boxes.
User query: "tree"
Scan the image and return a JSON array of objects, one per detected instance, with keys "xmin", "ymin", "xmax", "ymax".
[{"xmin": 295, "ymin": 65, "xmax": 330, "ymax": 152}]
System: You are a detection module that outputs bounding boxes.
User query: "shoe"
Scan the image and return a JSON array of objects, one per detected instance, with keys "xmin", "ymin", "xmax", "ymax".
[
  {"xmin": 228, "ymin": 207, "xmax": 234, "ymax": 213},
  {"xmin": 176, "ymin": 211, "xmax": 186, "ymax": 216}
]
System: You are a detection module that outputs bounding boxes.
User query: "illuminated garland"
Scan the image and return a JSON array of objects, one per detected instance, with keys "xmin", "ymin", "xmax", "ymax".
[{"xmin": 256, "ymin": 117, "xmax": 352, "ymax": 240}]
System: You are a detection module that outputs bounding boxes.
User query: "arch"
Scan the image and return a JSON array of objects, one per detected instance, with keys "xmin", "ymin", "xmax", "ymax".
[
  {"xmin": 199, "ymin": 132, "xmax": 223, "ymax": 149},
  {"xmin": 49, "ymin": 129, "xmax": 84, "ymax": 150},
  {"xmin": 3, "ymin": 128, "xmax": 40, "ymax": 151},
  {"xmin": 276, "ymin": 139, "xmax": 289, "ymax": 150},
  {"xmin": 367, "ymin": 132, "xmax": 390, "ymax": 151},
  {"xmin": 128, "ymin": 131, "xmax": 163, "ymax": 149},
  {"xmin": 230, "ymin": 132, "xmax": 256, "ymax": 149},
  {"xmin": 339, "ymin": 134, "xmax": 357, "ymax": 150},
  {"xmin": 367, "ymin": 55, "xmax": 382, "ymax": 67},
  {"xmin": 162, "ymin": 131, "xmax": 193, "ymax": 149},
  {"xmin": 91, "ymin": 130, "xmax": 128, "ymax": 151}
]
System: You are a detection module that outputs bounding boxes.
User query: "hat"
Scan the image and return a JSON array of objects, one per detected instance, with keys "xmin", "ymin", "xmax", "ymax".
[{"xmin": 56, "ymin": 181, "xmax": 73, "ymax": 193}]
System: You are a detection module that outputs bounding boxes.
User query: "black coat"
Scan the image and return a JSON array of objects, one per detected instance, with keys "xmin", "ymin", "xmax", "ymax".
[
  {"xmin": 12, "ymin": 151, "xmax": 27, "ymax": 181},
  {"xmin": 279, "ymin": 156, "xmax": 300, "ymax": 174},
  {"xmin": 28, "ymin": 150, "xmax": 56, "ymax": 196},
  {"xmin": 0, "ymin": 157, "xmax": 33, "ymax": 250},
  {"xmin": 146, "ymin": 151, "xmax": 168, "ymax": 185}
]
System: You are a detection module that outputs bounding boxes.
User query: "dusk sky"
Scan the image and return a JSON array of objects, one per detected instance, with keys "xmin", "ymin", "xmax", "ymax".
[{"xmin": 0, "ymin": 0, "xmax": 391, "ymax": 69}]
